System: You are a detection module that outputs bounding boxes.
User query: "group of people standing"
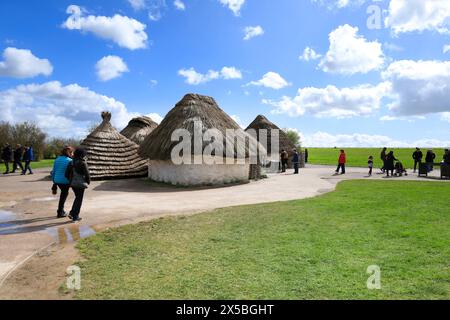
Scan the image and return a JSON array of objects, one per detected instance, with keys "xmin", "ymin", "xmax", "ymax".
[
  {"xmin": 51, "ymin": 146, "xmax": 91, "ymax": 222},
  {"xmin": 280, "ymin": 149, "xmax": 301, "ymax": 174},
  {"xmin": 1, "ymin": 143, "xmax": 34, "ymax": 175},
  {"xmin": 412, "ymin": 147, "xmax": 449, "ymax": 173}
]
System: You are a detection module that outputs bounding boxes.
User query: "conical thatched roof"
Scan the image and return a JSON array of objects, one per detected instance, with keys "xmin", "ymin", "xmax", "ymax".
[
  {"xmin": 139, "ymin": 94, "xmax": 262, "ymax": 161},
  {"xmin": 245, "ymin": 115, "xmax": 296, "ymax": 155},
  {"xmin": 120, "ymin": 116, "xmax": 158, "ymax": 145},
  {"xmin": 80, "ymin": 112, "xmax": 148, "ymax": 180}
]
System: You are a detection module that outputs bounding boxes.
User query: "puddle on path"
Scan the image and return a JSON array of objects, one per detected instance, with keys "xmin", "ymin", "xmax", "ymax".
[
  {"xmin": 44, "ymin": 225, "xmax": 97, "ymax": 244},
  {"xmin": 0, "ymin": 210, "xmax": 15, "ymax": 222}
]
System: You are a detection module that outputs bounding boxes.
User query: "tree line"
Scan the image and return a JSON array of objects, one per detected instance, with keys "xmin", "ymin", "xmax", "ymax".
[{"xmin": 0, "ymin": 121, "xmax": 81, "ymax": 161}]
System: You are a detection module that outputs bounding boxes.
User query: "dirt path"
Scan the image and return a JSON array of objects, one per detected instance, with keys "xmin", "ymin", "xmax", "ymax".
[{"xmin": 0, "ymin": 165, "xmax": 446, "ymax": 299}]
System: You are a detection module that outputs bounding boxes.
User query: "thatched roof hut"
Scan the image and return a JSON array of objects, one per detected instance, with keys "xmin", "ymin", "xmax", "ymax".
[
  {"xmin": 246, "ymin": 115, "xmax": 304, "ymax": 170},
  {"xmin": 139, "ymin": 94, "xmax": 262, "ymax": 186},
  {"xmin": 120, "ymin": 116, "xmax": 158, "ymax": 145},
  {"xmin": 80, "ymin": 112, "xmax": 148, "ymax": 180},
  {"xmin": 246, "ymin": 115, "xmax": 296, "ymax": 156}
]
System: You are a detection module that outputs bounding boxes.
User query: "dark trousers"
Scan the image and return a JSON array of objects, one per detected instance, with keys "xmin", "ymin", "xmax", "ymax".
[
  {"xmin": 3, "ymin": 161, "xmax": 9, "ymax": 173},
  {"xmin": 413, "ymin": 160, "xmax": 421, "ymax": 172},
  {"xmin": 294, "ymin": 163, "xmax": 299, "ymax": 174},
  {"xmin": 70, "ymin": 188, "xmax": 85, "ymax": 218},
  {"xmin": 281, "ymin": 159, "xmax": 288, "ymax": 172},
  {"xmin": 12, "ymin": 160, "xmax": 24, "ymax": 173},
  {"xmin": 336, "ymin": 164, "xmax": 345, "ymax": 174},
  {"xmin": 57, "ymin": 184, "xmax": 70, "ymax": 215},
  {"xmin": 369, "ymin": 167, "xmax": 373, "ymax": 176},
  {"xmin": 23, "ymin": 160, "xmax": 33, "ymax": 174}
]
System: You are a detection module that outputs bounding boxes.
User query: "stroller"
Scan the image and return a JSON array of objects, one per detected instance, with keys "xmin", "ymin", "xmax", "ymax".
[{"xmin": 394, "ymin": 161, "xmax": 408, "ymax": 177}]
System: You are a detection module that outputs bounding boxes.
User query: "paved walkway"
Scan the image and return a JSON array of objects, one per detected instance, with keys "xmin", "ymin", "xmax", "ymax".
[{"xmin": 0, "ymin": 164, "xmax": 447, "ymax": 291}]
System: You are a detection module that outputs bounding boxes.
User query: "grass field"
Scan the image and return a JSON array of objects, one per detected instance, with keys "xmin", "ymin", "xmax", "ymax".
[
  {"xmin": 1, "ymin": 159, "xmax": 54, "ymax": 173},
  {"xmin": 75, "ymin": 180, "xmax": 450, "ymax": 300},
  {"xmin": 307, "ymin": 148, "xmax": 446, "ymax": 169}
]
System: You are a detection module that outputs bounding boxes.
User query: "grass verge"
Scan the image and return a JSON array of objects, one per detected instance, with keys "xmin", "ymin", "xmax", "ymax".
[{"xmin": 76, "ymin": 180, "xmax": 450, "ymax": 299}]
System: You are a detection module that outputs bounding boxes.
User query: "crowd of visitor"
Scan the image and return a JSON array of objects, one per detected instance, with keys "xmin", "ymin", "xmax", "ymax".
[{"xmin": 1, "ymin": 143, "xmax": 34, "ymax": 175}]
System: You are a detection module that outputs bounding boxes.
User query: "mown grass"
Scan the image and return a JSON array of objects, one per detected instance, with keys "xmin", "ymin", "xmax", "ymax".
[
  {"xmin": 307, "ymin": 148, "xmax": 446, "ymax": 169},
  {"xmin": 1, "ymin": 159, "xmax": 54, "ymax": 173},
  {"xmin": 76, "ymin": 180, "xmax": 450, "ymax": 300}
]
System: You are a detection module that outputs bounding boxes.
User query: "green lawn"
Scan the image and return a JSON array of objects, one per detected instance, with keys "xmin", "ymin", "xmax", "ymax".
[
  {"xmin": 75, "ymin": 180, "xmax": 450, "ymax": 300},
  {"xmin": 1, "ymin": 159, "xmax": 54, "ymax": 173},
  {"xmin": 307, "ymin": 148, "xmax": 446, "ymax": 169}
]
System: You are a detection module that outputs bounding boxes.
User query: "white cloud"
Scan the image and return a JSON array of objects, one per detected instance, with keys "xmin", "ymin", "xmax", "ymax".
[
  {"xmin": 299, "ymin": 47, "xmax": 322, "ymax": 61},
  {"xmin": 444, "ymin": 45, "xmax": 450, "ymax": 54},
  {"xmin": 219, "ymin": 0, "xmax": 245, "ymax": 16},
  {"xmin": 319, "ymin": 24, "xmax": 384, "ymax": 75},
  {"xmin": 230, "ymin": 115, "xmax": 247, "ymax": 128},
  {"xmin": 95, "ymin": 55, "xmax": 129, "ymax": 81},
  {"xmin": 382, "ymin": 60, "xmax": 450, "ymax": 116},
  {"xmin": 311, "ymin": 0, "xmax": 366, "ymax": 10},
  {"xmin": 263, "ymin": 82, "xmax": 390, "ymax": 118},
  {"xmin": 301, "ymin": 131, "xmax": 450, "ymax": 148},
  {"xmin": 385, "ymin": 0, "xmax": 450, "ymax": 34},
  {"xmin": 62, "ymin": 5, "xmax": 148, "ymax": 50},
  {"xmin": 243, "ymin": 26, "xmax": 264, "ymax": 40},
  {"xmin": 247, "ymin": 72, "xmax": 290, "ymax": 90},
  {"xmin": 146, "ymin": 113, "xmax": 164, "ymax": 124},
  {"xmin": 0, "ymin": 47, "xmax": 53, "ymax": 79},
  {"xmin": 220, "ymin": 66, "xmax": 242, "ymax": 79},
  {"xmin": 173, "ymin": 0, "xmax": 185, "ymax": 10},
  {"xmin": 128, "ymin": 0, "xmax": 147, "ymax": 10},
  {"xmin": 178, "ymin": 66, "xmax": 242, "ymax": 85},
  {"xmin": 149, "ymin": 79, "xmax": 158, "ymax": 87},
  {"xmin": 441, "ymin": 112, "xmax": 450, "ymax": 122},
  {"xmin": 0, "ymin": 81, "xmax": 138, "ymax": 138}
]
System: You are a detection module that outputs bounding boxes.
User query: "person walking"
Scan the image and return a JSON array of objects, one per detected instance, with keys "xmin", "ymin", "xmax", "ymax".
[
  {"xmin": 66, "ymin": 148, "xmax": 90, "ymax": 222},
  {"xmin": 1, "ymin": 143, "xmax": 12, "ymax": 174},
  {"xmin": 51, "ymin": 146, "xmax": 73, "ymax": 218},
  {"xmin": 280, "ymin": 149, "xmax": 288, "ymax": 173},
  {"xmin": 304, "ymin": 148, "xmax": 309, "ymax": 164},
  {"xmin": 11, "ymin": 144, "xmax": 24, "ymax": 174},
  {"xmin": 412, "ymin": 147, "xmax": 423, "ymax": 173},
  {"xmin": 385, "ymin": 151, "xmax": 397, "ymax": 177},
  {"xmin": 292, "ymin": 149, "xmax": 300, "ymax": 174},
  {"xmin": 425, "ymin": 149, "xmax": 436, "ymax": 172},
  {"xmin": 368, "ymin": 156, "xmax": 374, "ymax": 177},
  {"xmin": 335, "ymin": 149, "xmax": 346, "ymax": 174},
  {"xmin": 380, "ymin": 147, "xmax": 387, "ymax": 173},
  {"xmin": 22, "ymin": 146, "xmax": 34, "ymax": 175},
  {"xmin": 444, "ymin": 149, "xmax": 450, "ymax": 165}
]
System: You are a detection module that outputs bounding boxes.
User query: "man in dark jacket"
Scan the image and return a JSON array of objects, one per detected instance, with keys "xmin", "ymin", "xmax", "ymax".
[
  {"xmin": 425, "ymin": 150, "xmax": 436, "ymax": 172},
  {"xmin": 304, "ymin": 149, "xmax": 309, "ymax": 163},
  {"xmin": 292, "ymin": 149, "xmax": 300, "ymax": 174},
  {"xmin": 412, "ymin": 147, "xmax": 423, "ymax": 173},
  {"xmin": 11, "ymin": 144, "xmax": 24, "ymax": 174},
  {"xmin": 280, "ymin": 149, "xmax": 288, "ymax": 173},
  {"xmin": 2, "ymin": 143, "xmax": 12, "ymax": 174},
  {"xmin": 380, "ymin": 147, "xmax": 387, "ymax": 173},
  {"xmin": 443, "ymin": 149, "xmax": 450, "ymax": 164}
]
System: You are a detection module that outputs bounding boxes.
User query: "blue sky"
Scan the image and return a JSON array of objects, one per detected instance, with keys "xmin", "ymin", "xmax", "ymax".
[{"xmin": 0, "ymin": 0, "xmax": 449, "ymax": 147}]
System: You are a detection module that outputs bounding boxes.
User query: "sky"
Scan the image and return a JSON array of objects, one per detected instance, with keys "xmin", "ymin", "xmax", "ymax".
[{"xmin": 0, "ymin": 0, "xmax": 449, "ymax": 147}]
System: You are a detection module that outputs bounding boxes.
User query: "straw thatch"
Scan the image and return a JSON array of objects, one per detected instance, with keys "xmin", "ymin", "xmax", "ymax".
[
  {"xmin": 139, "ymin": 94, "xmax": 262, "ymax": 161},
  {"xmin": 120, "ymin": 116, "xmax": 158, "ymax": 145},
  {"xmin": 80, "ymin": 112, "xmax": 148, "ymax": 180},
  {"xmin": 245, "ymin": 115, "xmax": 296, "ymax": 155}
]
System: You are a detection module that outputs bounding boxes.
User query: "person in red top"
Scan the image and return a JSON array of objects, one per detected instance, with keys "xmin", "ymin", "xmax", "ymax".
[{"xmin": 335, "ymin": 149, "xmax": 346, "ymax": 174}]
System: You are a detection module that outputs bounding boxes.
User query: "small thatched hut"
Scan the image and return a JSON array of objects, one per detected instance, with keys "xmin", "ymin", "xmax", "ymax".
[
  {"xmin": 246, "ymin": 115, "xmax": 304, "ymax": 169},
  {"xmin": 80, "ymin": 112, "xmax": 148, "ymax": 180},
  {"xmin": 139, "ymin": 94, "xmax": 263, "ymax": 186},
  {"xmin": 120, "ymin": 116, "xmax": 158, "ymax": 145}
]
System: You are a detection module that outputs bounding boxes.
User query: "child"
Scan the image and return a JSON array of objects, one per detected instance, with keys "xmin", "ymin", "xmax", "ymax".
[
  {"xmin": 335, "ymin": 149, "xmax": 346, "ymax": 174},
  {"xmin": 368, "ymin": 156, "xmax": 373, "ymax": 176}
]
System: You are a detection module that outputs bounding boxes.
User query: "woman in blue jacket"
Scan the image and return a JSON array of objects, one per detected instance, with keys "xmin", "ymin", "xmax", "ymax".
[{"xmin": 52, "ymin": 146, "xmax": 73, "ymax": 218}]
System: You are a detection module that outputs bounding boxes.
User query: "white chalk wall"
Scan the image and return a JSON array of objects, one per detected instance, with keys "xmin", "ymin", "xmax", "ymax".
[{"xmin": 149, "ymin": 160, "xmax": 250, "ymax": 186}]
